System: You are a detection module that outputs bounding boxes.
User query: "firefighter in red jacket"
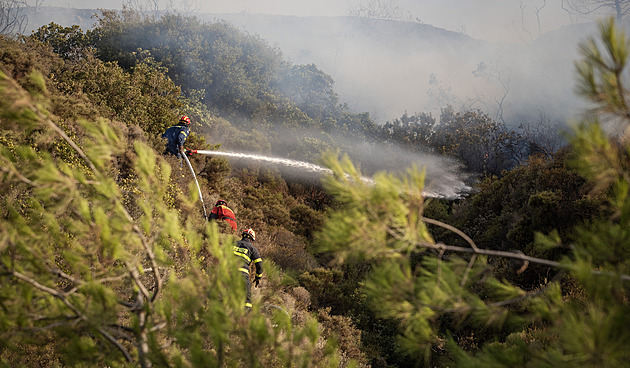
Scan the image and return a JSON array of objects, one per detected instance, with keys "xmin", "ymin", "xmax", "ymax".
[
  {"xmin": 209, "ymin": 199, "xmax": 237, "ymax": 231},
  {"xmin": 233, "ymin": 228, "xmax": 263, "ymax": 309}
]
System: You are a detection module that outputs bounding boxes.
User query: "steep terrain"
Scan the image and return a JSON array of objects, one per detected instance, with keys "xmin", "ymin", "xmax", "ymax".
[
  {"xmin": 202, "ymin": 13, "xmax": 598, "ymax": 126},
  {"xmin": 26, "ymin": 7, "xmax": 599, "ymax": 126}
]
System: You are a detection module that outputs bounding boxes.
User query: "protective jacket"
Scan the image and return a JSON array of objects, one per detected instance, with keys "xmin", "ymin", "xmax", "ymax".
[
  {"xmin": 162, "ymin": 123, "xmax": 190, "ymax": 158},
  {"xmin": 210, "ymin": 204, "xmax": 237, "ymax": 231},
  {"xmin": 233, "ymin": 238, "xmax": 263, "ymax": 308}
]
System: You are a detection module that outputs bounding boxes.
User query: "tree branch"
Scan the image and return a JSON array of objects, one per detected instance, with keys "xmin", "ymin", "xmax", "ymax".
[
  {"xmin": 440, "ymin": 275, "xmax": 559, "ymax": 314},
  {"xmin": 0, "ymin": 159, "xmax": 36, "ymax": 186},
  {"xmin": 421, "ymin": 216, "xmax": 479, "ymax": 251},
  {"xmin": 133, "ymin": 225, "xmax": 161, "ymax": 303},
  {"xmin": 461, "ymin": 254, "xmax": 477, "ymax": 287},
  {"xmin": 124, "ymin": 260, "xmax": 152, "ymax": 303},
  {"xmin": 386, "ymin": 224, "xmax": 630, "ymax": 281},
  {"xmin": 5, "ymin": 267, "xmax": 134, "ymax": 362}
]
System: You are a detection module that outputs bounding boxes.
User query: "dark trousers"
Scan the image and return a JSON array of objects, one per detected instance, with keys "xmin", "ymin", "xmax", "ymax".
[
  {"xmin": 164, "ymin": 148, "xmax": 182, "ymax": 159},
  {"xmin": 241, "ymin": 272, "xmax": 252, "ymax": 309}
]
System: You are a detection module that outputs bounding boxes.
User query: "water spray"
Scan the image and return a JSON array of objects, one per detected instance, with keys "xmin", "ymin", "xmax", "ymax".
[
  {"xmin": 191, "ymin": 150, "xmax": 332, "ymax": 174},
  {"xmin": 190, "ymin": 150, "xmax": 468, "ymax": 199},
  {"xmin": 190, "ymin": 150, "xmax": 375, "ymax": 184},
  {"xmin": 183, "ymin": 153, "xmax": 209, "ymax": 220}
]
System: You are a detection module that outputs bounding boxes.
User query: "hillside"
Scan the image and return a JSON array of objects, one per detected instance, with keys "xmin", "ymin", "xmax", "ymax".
[
  {"xmin": 200, "ymin": 12, "xmax": 598, "ymax": 126},
  {"xmin": 25, "ymin": 6, "xmax": 598, "ymax": 126},
  {"xmin": 2, "ymin": 10, "xmax": 630, "ymax": 368},
  {"xmin": 201, "ymin": 13, "xmax": 494, "ymax": 121}
]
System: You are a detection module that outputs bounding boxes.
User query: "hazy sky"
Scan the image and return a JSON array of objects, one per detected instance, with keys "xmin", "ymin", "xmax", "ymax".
[{"xmin": 45, "ymin": 0, "xmax": 585, "ymax": 43}]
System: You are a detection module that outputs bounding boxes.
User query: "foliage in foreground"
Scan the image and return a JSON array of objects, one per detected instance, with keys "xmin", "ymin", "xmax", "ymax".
[
  {"xmin": 313, "ymin": 17, "xmax": 630, "ymax": 367},
  {"xmin": 0, "ymin": 69, "xmax": 350, "ymax": 367},
  {"xmin": 2, "ymin": 10, "xmax": 630, "ymax": 368}
]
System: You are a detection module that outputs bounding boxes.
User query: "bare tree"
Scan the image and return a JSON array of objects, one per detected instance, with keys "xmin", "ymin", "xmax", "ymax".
[
  {"xmin": 347, "ymin": 0, "xmax": 403, "ymax": 21},
  {"xmin": 565, "ymin": 0, "xmax": 630, "ymax": 20},
  {"xmin": 166, "ymin": 0, "xmax": 199, "ymax": 15},
  {"xmin": 122, "ymin": 0, "xmax": 160, "ymax": 19},
  {"xmin": 561, "ymin": 0, "xmax": 579, "ymax": 22},
  {"xmin": 472, "ymin": 60, "xmax": 511, "ymax": 125},
  {"xmin": 426, "ymin": 73, "xmax": 458, "ymax": 111},
  {"xmin": 518, "ymin": 0, "xmax": 548, "ymax": 41},
  {"xmin": 519, "ymin": 109, "xmax": 565, "ymax": 158},
  {"xmin": 520, "ymin": 1, "xmax": 534, "ymax": 41},
  {"xmin": 0, "ymin": 0, "xmax": 27, "ymax": 35},
  {"xmin": 534, "ymin": 0, "xmax": 547, "ymax": 36}
]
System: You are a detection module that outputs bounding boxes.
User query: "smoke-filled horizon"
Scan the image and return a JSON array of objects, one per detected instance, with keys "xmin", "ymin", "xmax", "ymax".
[
  {"xmin": 40, "ymin": 0, "xmax": 606, "ymax": 127},
  {"xmin": 26, "ymin": 0, "xmax": 600, "ymax": 196},
  {"xmin": 45, "ymin": 0, "xmax": 595, "ymax": 43}
]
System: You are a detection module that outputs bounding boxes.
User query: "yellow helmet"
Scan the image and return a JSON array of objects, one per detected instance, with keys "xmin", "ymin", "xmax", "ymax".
[{"xmin": 242, "ymin": 228, "xmax": 256, "ymax": 241}]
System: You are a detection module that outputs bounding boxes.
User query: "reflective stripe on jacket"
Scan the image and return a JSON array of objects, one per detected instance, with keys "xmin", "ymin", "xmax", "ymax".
[
  {"xmin": 233, "ymin": 238, "xmax": 263, "ymax": 278},
  {"xmin": 162, "ymin": 123, "xmax": 190, "ymax": 157}
]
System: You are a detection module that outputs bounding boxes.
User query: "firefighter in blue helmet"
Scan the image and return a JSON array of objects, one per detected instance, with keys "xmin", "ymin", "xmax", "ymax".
[
  {"xmin": 162, "ymin": 115, "xmax": 192, "ymax": 158},
  {"xmin": 233, "ymin": 228, "xmax": 263, "ymax": 309}
]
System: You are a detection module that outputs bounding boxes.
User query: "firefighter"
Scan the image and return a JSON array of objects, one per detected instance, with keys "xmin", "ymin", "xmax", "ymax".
[
  {"xmin": 233, "ymin": 228, "xmax": 262, "ymax": 309},
  {"xmin": 162, "ymin": 115, "xmax": 192, "ymax": 158},
  {"xmin": 209, "ymin": 199, "xmax": 237, "ymax": 231}
]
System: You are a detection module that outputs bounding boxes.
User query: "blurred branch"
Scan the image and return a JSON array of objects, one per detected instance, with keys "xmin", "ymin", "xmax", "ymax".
[
  {"xmin": 421, "ymin": 216, "xmax": 479, "ymax": 251},
  {"xmin": 4, "ymin": 267, "xmax": 134, "ymax": 362},
  {"xmin": 387, "ymin": 219, "xmax": 630, "ymax": 281},
  {"xmin": 0, "ymin": 71, "xmax": 100, "ymax": 174}
]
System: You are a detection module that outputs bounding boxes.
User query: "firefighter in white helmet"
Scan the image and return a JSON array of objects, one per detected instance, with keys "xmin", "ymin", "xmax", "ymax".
[{"xmin": 232, "ymin": 228, "xmax": 263, "ymax": 309}]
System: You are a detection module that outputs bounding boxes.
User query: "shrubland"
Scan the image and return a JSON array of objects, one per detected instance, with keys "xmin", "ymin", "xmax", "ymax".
[{"xmin": 0, "ymin": 10, "xmax": 629, "ymax": 368}]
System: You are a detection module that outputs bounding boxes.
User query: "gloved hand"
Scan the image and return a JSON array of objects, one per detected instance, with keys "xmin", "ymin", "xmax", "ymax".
[
  {"xmin": 254, "ymin": 276, "xmax": 261, "ymax": 287},
  {"xmin": 184, "ymin": 148, "xmax": 193, "ymax": 157}
]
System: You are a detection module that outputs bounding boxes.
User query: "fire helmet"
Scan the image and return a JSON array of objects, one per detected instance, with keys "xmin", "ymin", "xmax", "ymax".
[
  {"xmin": 242, "ymin": 228, "xmax": 256, "ymax": 241},
  {"xmin": 216, "ymin": 199, "xmax": 227, "ymax": 206},
  {"xmin": 179, "ymin": 115, "xmax": 191, "ymax": 125}
]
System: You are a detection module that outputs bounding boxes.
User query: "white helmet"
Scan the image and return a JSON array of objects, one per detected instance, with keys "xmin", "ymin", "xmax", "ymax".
[{"xmin": 242, "ymin": 228, "xmax": 256, "ymax": 241}]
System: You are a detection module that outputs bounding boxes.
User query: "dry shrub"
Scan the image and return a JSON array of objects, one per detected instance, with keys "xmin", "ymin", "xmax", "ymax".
[
  {"xmin": 265, "ymin": 228, "xmax": 317, "ymax": 272},
  {"xmin": 316, "ymin": 307, "xmax": 369, "ymax": 368},
  {"xmin": 291, "ymin": 286, "xmax": 311, "ymax": 309},
  {"xmin": 289, "ymin": 202, "xmax": 325, "ymax": 240}
]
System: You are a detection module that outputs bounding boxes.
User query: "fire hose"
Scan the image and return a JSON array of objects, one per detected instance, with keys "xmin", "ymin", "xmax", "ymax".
[{"xmin": 182, "ymin": 152, "xmax": 208, "ymax": 220}]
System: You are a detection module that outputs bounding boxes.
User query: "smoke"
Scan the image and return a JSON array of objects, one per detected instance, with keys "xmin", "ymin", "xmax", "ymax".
[
  {"xmin": 210, "ymin": 125, "xmax": 472, "ymax": 199},
  {"xmin": 203, "ymin": 6, "xmax": 599, "ymax": 129},
  {"xmin": 340, "ymin": 140, "xmax": 472, "ymax": 199},
  {"xmin": 30, "ymin": 1, "xmax": 601, "ymax": 197},
  {"xmin": 35, "ymin": 1, "xmax": 603, "ymax": 129},
  {"xmin": 195, "ymin": 147, "xmax": 470, "ymax": 199}
]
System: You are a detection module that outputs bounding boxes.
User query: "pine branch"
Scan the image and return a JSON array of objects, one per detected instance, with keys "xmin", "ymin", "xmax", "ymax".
[
  {"xmin": 133, "ymin": 224, "xmax": 162, "ymax": 303},
  {"xmin": 26, "ymin": 314, "xmax": 81, "ymax": 331},
  {"xmin": 422, "ymin": 216, "xmax": 479, "ymax": 251},
  {"xmin": 105, "ymin": 325, "xmax": 136, "ymax": 342},
  {"xmin": 439, "ymin": 276, "xmax": 558, "ymax": 314},
  {"xmin": 124, "ymin": 260, "xmax": 152, "ymax": 303},
  {"xmin": 2, "ymin": 70, "xmax": 166, "ymax": 365},
  {"xmin": 0, "ymin": 72, "xmax": 100, "ymax": 175},
  {"xmin": 461, "ymin": 254, "xmax": 477, "ymax": 287},
  {"xmin": 0, "ymin": 160, "xmax": 36, "ymax": 187},
  {"xmin": 387, "ymin": 218, "xmax": 630, "ymax": 281},
  {"xmin": 5, "ymin": 267, "xmax": 134, "ymax": 362},
  {"xmin": 150, "ymin": 322, "xmax": 167, "ymax": 332}
]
